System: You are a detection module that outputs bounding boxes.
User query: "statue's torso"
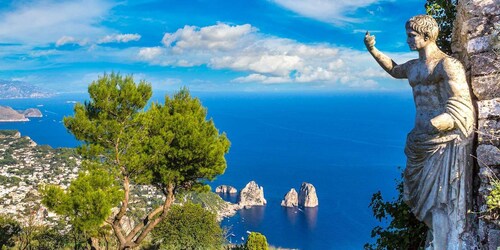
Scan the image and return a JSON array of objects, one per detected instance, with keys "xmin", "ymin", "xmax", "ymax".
[{"xmin": 407, "ymin": 58, "xmax": 450, "ymax": 133}]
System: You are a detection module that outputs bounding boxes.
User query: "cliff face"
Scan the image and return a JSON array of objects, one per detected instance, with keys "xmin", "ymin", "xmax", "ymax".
[
  {"xmin": 298, "ymin": 182, "xmax": 318, "ymax": 208},
  {"xmin": 281, "ymin": 188, "xmax": 298, "ymax": 207},
  {"xmin": 215, "ymin": 185, "xmax": 237, "ymax": 194},
  {"xmin": 452, "ymin": 0, "xmax": 500, "ymax": 248},
  {"xmin": 238, "ymin": 181, "xmax": 266, "ymax": 208}
]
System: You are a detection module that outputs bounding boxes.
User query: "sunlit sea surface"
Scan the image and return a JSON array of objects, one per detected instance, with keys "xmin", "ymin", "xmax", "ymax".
[{"xmin": 0, "ymin": 91, "xmax": 415, "ymax": 249}]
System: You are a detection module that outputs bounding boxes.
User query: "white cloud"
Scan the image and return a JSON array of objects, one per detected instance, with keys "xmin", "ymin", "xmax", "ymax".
[
  {"xmin": 162, "ymin": 23, "xmax": 256, "ymax": 52},
  {"xmin": 56, "ymin": 36, "xmax": 77, "ymax": 46},
  {"xmin": 233, "ymin": 74, "xmax": 291, "ymax": 84},
  {"xmin": 98, "ymin": 33, "xmax": 141, "ymax": 44},
  {"xmin": 271, "ymin": 0, "xmax": 380, "ymax": 25},
  {"xmin": 0, "ymin": 0, "xmax": 114, "ymax": 45},
  {"xmin": 138, "ymin": 23, "xmax": 412, "ymax": 89}
]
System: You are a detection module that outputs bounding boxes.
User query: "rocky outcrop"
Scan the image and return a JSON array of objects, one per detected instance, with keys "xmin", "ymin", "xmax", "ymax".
[
  {"xmin": 22, "ymin": 108, "xmax": 42, "ymax": 118},
  {"xmin": 298, "ymin": 182, "xmax": 318, "ymax": 208},
  {"xmin": 0, "ymin": 106, "xmax": 28, "ymax": 122},
  {"xmin": 0, "ymin": 106, "xmax": 42, "ymax": 122},
  {"xmin": 215, "ymin": 185, "xmax": 237, "ymax": 194},
  {"xmin": 238, "ymin": 181, "xmax": 266, "ymax": 208},
  {"xmin": 281, "ymin": 188, "xmax": 298, "ymax": 207}
]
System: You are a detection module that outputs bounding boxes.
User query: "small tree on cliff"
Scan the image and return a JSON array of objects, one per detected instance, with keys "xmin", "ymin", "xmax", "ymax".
[
  {"xmin": 61, "ymin": 73, "xmax": 230, "ymax": 249},
  {"xmin": 41, "ymin": 167, "xmax": 123, "ymax": 249},
  {"xmin": 245, "ymin": 232, "xmax": 268, "ymax": 250},
  {"xmin": 152, "ymin": 203, "xmax": 224, "ymax": 249}
]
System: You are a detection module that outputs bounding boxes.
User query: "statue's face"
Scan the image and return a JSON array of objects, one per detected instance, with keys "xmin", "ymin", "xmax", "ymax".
[{"xmin": 406, "ymin": 28, "xmax": 428, "ymax": 51}]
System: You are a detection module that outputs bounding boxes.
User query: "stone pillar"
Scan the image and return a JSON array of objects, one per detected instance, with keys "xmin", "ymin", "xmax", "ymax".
[{"xmin": 452, "ymin": 0, "xmax": 500, "ymax": 248}]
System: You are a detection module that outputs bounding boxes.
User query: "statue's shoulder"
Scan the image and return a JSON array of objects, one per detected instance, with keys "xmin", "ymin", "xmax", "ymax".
[
  {"xmin": 402, "ymin": 59, "xmax": 419, "ymax": 69},
  {"xmin": 438, "ymin": 55, "xmax": 465, "ymax": 71}
]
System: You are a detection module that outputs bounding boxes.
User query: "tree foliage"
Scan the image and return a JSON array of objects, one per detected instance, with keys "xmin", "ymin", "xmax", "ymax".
[
  {"xmin": 152, "ymin": 203, "xmax": 224, "ymax": 249},
  {"xmin": 57, "ymin": 73, "xmax": 230, "ymax": 249},
  {"xmin": 425, "ymin": 0, "xmax": 457, "ymax": 54},
  {"xmin": 364, "ymin": 172, "xmax": 428, "ymax": 250},
  {"xmin": 41, "ymin": 167, "xmax": 123, "ymax": 241},
  {"xmin": 245, "ymin": 232, "xmax": 268, "ymax": 250},
  {"xmin": 0, "ymin": 215, "xmax": 21, "ymax": 248}
]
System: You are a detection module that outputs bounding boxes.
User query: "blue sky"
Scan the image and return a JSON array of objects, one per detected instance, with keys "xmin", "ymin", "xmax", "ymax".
[{"xmin": 0, "ymin": 0, "xmax": 426, "ymax": 93}]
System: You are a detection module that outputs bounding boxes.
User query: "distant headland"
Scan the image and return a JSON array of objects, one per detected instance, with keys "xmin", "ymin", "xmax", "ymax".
[
  {"xmin": 0, "ymin": 106, "xmax": 42, "ymax": 122},
  {"xmin": 0, "ymin": 80, "xmax": 54, "ymax": 99}
]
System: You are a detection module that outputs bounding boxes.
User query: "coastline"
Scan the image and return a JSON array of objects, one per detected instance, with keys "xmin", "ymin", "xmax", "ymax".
[{"xmin": 0, "ymin": 119, "xmax": 30, "ymax": 122}]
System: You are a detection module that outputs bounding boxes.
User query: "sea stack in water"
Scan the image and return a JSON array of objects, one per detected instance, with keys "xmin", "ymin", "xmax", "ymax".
[
  {"xmin": 238, "ymin": 181, "xmax": 266, "ymax": 208},
  {"xmin": 215, "ymin": 185, "xmax": 237, "ymax": 194},
  {"xmin": 281, "ymin": 188, "xmax": 298, "ymax": 207},
  {"xmin": 298, "ymin": 182, "xmax": 318, "ymax": 208}
]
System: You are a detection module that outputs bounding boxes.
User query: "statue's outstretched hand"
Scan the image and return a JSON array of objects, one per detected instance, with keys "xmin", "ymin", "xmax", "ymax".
[{"xmin": 364, "ymin": 31, "xmax": 375, "ymax": 50}]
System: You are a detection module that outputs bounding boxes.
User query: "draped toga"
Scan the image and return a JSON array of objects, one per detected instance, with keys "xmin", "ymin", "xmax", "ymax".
[{"xmin": 403, "ymin": 96, "xmax": 474, "ymax": 242}]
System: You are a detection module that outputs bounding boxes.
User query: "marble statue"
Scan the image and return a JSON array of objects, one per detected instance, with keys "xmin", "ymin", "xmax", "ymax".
[{"xmin": 364, "ymin": 15, "xmax": 475, "ymax": 249}]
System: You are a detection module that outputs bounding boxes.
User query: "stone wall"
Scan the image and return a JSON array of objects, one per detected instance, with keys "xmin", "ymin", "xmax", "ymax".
[{"xmin": 452, "ymin": 0, "xmax": 500, "ymax": 248}]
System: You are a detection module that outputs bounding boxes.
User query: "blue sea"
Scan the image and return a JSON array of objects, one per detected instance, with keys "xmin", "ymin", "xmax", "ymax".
[{"xmin": 0, "ymin": 92, "xmax": 415, "ymax": 249}]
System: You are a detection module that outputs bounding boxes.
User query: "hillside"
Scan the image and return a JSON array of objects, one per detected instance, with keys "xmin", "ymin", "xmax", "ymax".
[
  {"xmin": 0, "ymin": 130, "xmax": 80, "ymax": 225},
  {"xmin": 0, "ymin": 130, "xmax": 235, "ymax": 227},
  {"xmin": 0, "ymin": 106, "xmax": 42, "ymax": 122},
  {"xmin": 0, "ymin": 80, "xmax": 54, "ymax": 99}
]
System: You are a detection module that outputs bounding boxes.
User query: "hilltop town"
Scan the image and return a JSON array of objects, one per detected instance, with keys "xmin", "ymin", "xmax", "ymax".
[
  {"xmin": 0, "ymin": 130, "xmax": 80, "ymax": 224},
  {"xmin": 0, "ymin": 130, "xmax": 236, "ymax": 227}
]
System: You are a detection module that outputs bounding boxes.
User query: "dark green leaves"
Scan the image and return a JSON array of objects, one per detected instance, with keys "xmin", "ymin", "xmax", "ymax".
[
  {"xmin": 364, "ymin": 171, "xmax": 428, "ymax": 250},
  {"xmin": 41, "ymin": 168, "xmax": 123, "ymax": 236},
  {"xmin": 425, "ymin": 0, "xmax": 457, "ymax": 54}
]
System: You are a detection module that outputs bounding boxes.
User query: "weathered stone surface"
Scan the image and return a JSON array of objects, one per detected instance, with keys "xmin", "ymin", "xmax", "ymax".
[
  {"xmin": 471, "ymin": 52, "xmax": 500, "ymax": 76},
  {"xmin": 472, "ymin": 74, "xmax": 500, "ymax": 100},
  {"xmin": 215, "ymin": 185, "xmax": 237, "ymax": 194},
  {"xmin": 22, "ymin": 108, "xmax": 42, "ymax": 118},
  {"xmin": 477, "ymin": 145, "xmax": 500, "ymax": 167},
  {"xmin": 463, "ymin": 16, "xmax": 500, "ymax": 39},
  {"xmin": 488, "ymin": 229, "xmax": 500, "ymax": 250},
  {"xmin": 468, "ymin": 36, "xmax": 492, "ymax": 53},
  {"xmin": 298, "ymin": 182, "xmax": 318, "ymax": 208},
  {"xmin": 478, "ymin": 98, "xmax": 500, "ymax": 119},
  {"xmin": 238, "ymin": 181, "xmax": 266, "ymax": 207},
  {"xmin": 281, "ymin": 188, "xmax": 298, "ymax": 207},
  {"xmin": 478, "ymin": 119, "xmax": 500, "ymax": 146},
  {"xmin": 463, "ymin": 0, "xmax": 500, "ymax": 17}
]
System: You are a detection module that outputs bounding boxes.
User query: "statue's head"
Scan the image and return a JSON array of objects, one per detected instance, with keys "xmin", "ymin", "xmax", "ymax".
[
  {"xmin": 405, "ymin": 15, "xmax": 439, "ymax": 41},
  {"xmin": 405, "ymin": 15, "xmax": 439, "ymax": 50}
]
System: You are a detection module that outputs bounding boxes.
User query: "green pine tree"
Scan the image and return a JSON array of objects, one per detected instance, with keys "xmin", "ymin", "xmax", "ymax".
[{"xmin": 53, "ymin": 73, "xmax": 229, "ymax": 249}]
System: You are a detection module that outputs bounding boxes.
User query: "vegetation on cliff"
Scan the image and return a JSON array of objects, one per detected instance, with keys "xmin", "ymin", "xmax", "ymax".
[
  {"xmin": 151, "ymin": 202, "xmax": 224, "ymax": 249},
  {"xmin": 425, "ymin": 0, "xmax": 457, "ymax": 54},
  {"xmin": 364, "ymin": 173, "xmax": 427, "ymax": 250},
  {"xmin": 44, "ymin": 73, "xmax": 230, "ymax": 249}
]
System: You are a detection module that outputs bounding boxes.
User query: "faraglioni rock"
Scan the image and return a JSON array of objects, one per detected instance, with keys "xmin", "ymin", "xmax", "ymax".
[
  {"xmin": 298, "ymin": 182, "xmax": 318, "ymax": 208},
  {"xmin": 215, "ymin": 185, "xmax": 237, "ymax": 194},
  {"xmin": 281, "ymin": 188, "xmax": 298, "ymax": 207},
  {"xmin": 238, "ymin": 181, "xmax": 266, "ymax": 208}
]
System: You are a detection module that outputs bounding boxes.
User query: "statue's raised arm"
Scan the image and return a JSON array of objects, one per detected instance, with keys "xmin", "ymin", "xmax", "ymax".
[{"xmin": 364, "ymin": 31, "xmax": 408, "ymax": 79}]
